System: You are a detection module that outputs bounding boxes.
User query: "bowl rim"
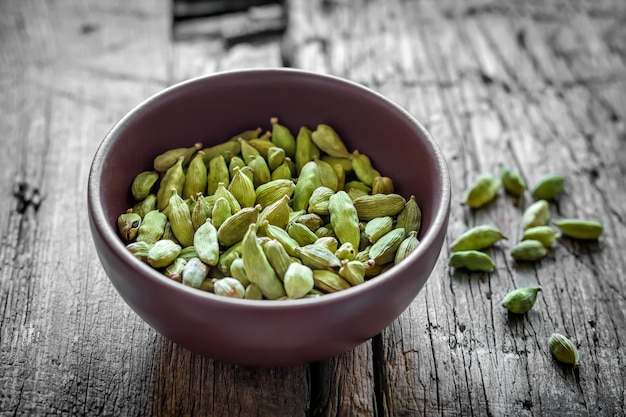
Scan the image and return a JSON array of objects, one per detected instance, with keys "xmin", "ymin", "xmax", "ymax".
[{"xmin": 88, "ymin": 67, "xmax": 451, "ymax": 308}]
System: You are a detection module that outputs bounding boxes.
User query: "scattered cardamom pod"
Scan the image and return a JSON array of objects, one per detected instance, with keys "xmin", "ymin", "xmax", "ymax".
[
  {"xmin": 462, "ymin": 174, "xmax": 500, "ymax": 208},
  {"xmin": 450, "ymin": 225, "xmax": 507, "ymax": 252},
  {"xmin": 522, "ymin": 199, "xmax": 550, "ymax": 230},
  {"xmin": 500, "ymin": 286, "xmax": 542, "ymax": 314},
  {"xmin": 532, "ymin": 173, "xmax": 565, "ymax": 200},
  {"xmin": 553, "ymin": 219, "xmax": 603, "ymax": 240},
  {"xmin": 498, "ymin": 163, "xmax": 526, "ymax": 196},
  {"xmin": 448, "ymin": 250, "xmax": 495, "ymax": 272},
  {"xmin": 510, "ymin": 239, "xmax": 548, "ymax": 262},
  {"xmin": 548, "ymin": 333, "xmax": 579, "ymax": 367},
  {"xmin": 522, "ymin": 225, "xmax": 559, "ymax": 248}
]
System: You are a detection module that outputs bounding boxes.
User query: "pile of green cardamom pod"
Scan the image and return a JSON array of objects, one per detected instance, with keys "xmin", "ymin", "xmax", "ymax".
[
  {"xmin": 117, "ymin": 118, "xmax": 422, "ymax": 300},
  {"xmin": 447, "ymin": 164, "xmax": 602, "ymax": 367}
]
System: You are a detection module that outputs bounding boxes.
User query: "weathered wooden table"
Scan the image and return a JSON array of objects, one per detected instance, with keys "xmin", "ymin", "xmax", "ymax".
[{"xmin": 2, "ymin": 0, "xmax": 625, "ymax": 415}]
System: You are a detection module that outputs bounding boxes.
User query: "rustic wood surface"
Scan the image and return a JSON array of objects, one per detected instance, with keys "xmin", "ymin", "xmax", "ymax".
[{"xmin": 1, "ymin": 0, "xmax": 625, "ymax": 415}]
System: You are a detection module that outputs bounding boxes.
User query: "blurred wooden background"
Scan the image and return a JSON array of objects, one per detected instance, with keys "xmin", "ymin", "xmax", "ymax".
[{"xmin": 1, "ymin": 0, "xmax": 625, "ymax": 415}]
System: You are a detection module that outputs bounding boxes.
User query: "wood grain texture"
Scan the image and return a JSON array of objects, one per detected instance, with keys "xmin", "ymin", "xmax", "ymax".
[{"xmin": 1, "ymin": 0, "xmax": 625, "ymax": 416}]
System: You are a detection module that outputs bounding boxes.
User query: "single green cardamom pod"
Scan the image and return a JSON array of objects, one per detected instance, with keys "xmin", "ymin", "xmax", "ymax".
[
  {"xmin": 181, "ymin": 257, "xmax": 209, "ymax": 288},
  {"xmin": 322, "ymin": 155, "xmax": 352, "ymax": 172},
  {"xmin": 194, "ymin": 219, "xmax": 219, "ymax": 266},
  {"xmin": 154, "ymin": 142, "xmax": 202, "ymax": 172},
  {"xmin": 178, "ymin": 245, "xmax": 198, "ymax": 261},
  {"xmin": 292, "ymin": 161, "xmax": 322, "ymax": 212},
  {"xmin": 229, "ymin": 155, "xmax": 246, "ymax": 177},
  {"xmin": 191, "ymin": 194, "xmax": 215, "ymax": 230},
  {"xmin": 295, "ymin": 126, "xmax": 321, "ymax": 174},
  {"xmin": 270, "ymin": 158, "xmax": 294, "ymax": 181},
  {"xmin": 450, "ymin": 225, "xmax": 508, "ymax": 252},
  {"xmin": 242, "ymin": 223, "xmax": 285, "ymax": 299},
  {"xmin": 352, "ymin": 193, "xmax": 406, "ymax": 221},
  {"xmin": 164, "ymin": 257, "xmax": 187, "ymax": 282},
  {"xmin": 371, "ymin": 176, "xmax": 394, "ymax": 195},
  {"xmin": 156, "ymin": 156, "xmax": 186, "ymax": 211},
  {"xmin": 245, "ymin": 283, "xmax": 264, "ymax": 300},
  {"xmin": 462, "ymin": 174, "xmax": 500, "ymax": 208},
  {"xmin": 217, "ymin": 204, "xmax": 261, "ymax": 247},
  {"xmin": 228, "ymin": 256, "xmax": 250, "ymax": 287},
  {"xmin": 166, "ymin": 189, "xmax": 195, "ymax": 247},
  {"xmin": 267, "ymin": 146, "xmax": 286, "ymax": 171},
  {"xmin": 294, "ymin": 213, "xmax": 324, "ymax": 232},
  {"xmin": 295, "ymin": 244, "xmax": 342, "ymax": 270},
  {"xmin": 510, "ymin": 239, "xmax": 548, "ymax": 261},
  {"xmin": 217, "ymin": 240, "xmax": 243, "ymax": 275},
  {"xmin": 364, "ymin": 216, "xmax": 394, "ymax": 243},
  {"xmin": 261, "ymin": 221, "xmax": 300, "ymax": 257},
  {"xmin": 257, "ymin": 195, "xmax": 290, "ymax": 229},
  {"xmin": 308, "ymin": 186, "xmax": 335, "ymax": 216},
  {"xmin": 132, "ymin": 193, "xmax": 157, "ymax": 218},
  {"xmin": 240, "ymin": 165, "xmax": 256, "ymax": 183},
  {"xmin": 207, "ymin": 155, "xmax": 230, "ymax": 196},
  {"xmin": 314, "ymin": 236, "xmax": 339, "ymax": 253},
  {"xmin": 394, "ymin": 231, "xmax": 420, "ymax": 265},
  {"xmin": 263, "ymin": 239, "xmax": 292, "ymax": 280},
  {"xmin": 255, "ymin": 179, "xmax": 296, "ymax": 209},
  {"xmin": 499, "ymin": 163, "xmax": 526, "ymax": 196},
  {"xmin": 214, "ymin": 182, "xmax": 241, "ymax": 213},
  {"xmin": 131, "ymin": 171, "xmax": 159, "ymax": 201},
  {"xmin": 238, "ymin": 137, "xmax": 261, "ymax": 164},
  {"xmin": 314, "ymin": 158, "xmax": 340, "ymax": 191},
  {"xmin": 522, "ymin": 226, "xmax": 559, "ymax": 248},
  {"xmin": 213, "ymin": 277, "xmax": 246, "ymax": 298},
  {"xmin": 181, "ymin": 151, "xmax": 207, "ymax": 199},
  {"xmin": 311, "ymin": 124, "xmax": 351, "ymax": 158},
  {"xmin": 344, "ymin": 180, "xmax": 372, "ymax": 195},
  {"xmin": 126, "ymin": 241, "xmax": 153, "ymax": 262},
  {"xmin": 333, "ymin": 163, "xmax": 346, "ymax": 192},
  {"xmin": 351, "ymin": 150, "xmax": 381, "ymax": 186},
  {"xmin": 247, "ymin": 137, "xmax": 275, "ymax": 158},
  {"xmin": 118, "ymin": 210, "xmax": 142, "ymax": 241},
  {"xmin": 338, "ymin": 259, "xmax": 367, "ymax": 286},
  {"xmin": 347, "ymin": 188, "xmax": 369, "ymax": 201},
  {"xmin": 501, "ymin": 286, "xmax": 542, "ymax": 314},
  {"xmin": 315, "ymin": 225, "xmax": 336, "ymax": 239},
  {"xmin": 448, "ymin": 250, "xmax": 495, "ymax": 272},
  {"xmin": 287, "ymin": 221, "xmax": 318, "ymax": 246},
  {"xmin": 229, "ymin": 127, "xmax": 262, "ymax": 142},
  {"xmin": 532, "ymin": 173, "xmax": 565, "ymax": 200},
  {"xmin": 228, "ymin": 166, "xmax": 257, "ymax": 208},
  {"xmin": 270, "ymin": 117, "xmax": 297, "ymax": 158},
  {"xmin": 247, "ymin": 155, "xmax": 272, "ymax": 188},
  {"xmin": 522, "ymin": 199, "xmax": 550, "ymax": 230},
  {"xmin": 335, "ymin": 242, "xmax": 356, "ymax": 261},
  {"xmin": 328, "ymin": 190, "xmax": 361, "ymax": 250},
  {"xmin": 202, "ymin": 140, "xmax": 240, "ymax": 165},
  {"xmin": 211, "ymin": 197, "xmax": 232, "ymax": 229},
  {"xmin": 283, "ymin": 263, "xmax": 315, "ymax": 299},
  {"xmin": 369, "ymin": 228, "xmax": 405, "ymax": 265},
  {"xmin": 147, "ymin": 239, "xmax": 182, "ymax": 268},
  {"xmin": 553, "ymin": 219, "xmax": 603, "ymax": 240},
  {"xmin": 136, "ymin": 210, "xmax": 167, "ymax": 244},
  {"xmin": 395, "ymin": 195, "xmax": 422, "ymax": 238},
  {"xmin": 548, "ymin": 333, "xmax": 579, "ymax": 367},
  {"xmin": 312, "ymin": 269, "xmax": 351, "ymax": 293}
]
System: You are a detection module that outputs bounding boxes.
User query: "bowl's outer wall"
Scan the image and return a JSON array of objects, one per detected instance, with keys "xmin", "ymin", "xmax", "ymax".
[{"xmin": 89, "ymin": 69, "xmax": 451, "ymax": 366}]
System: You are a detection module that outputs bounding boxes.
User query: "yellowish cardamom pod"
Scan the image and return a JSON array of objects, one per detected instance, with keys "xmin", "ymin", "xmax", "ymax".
[
  {"xmin": 532, "ymin": 173, "xmax": 565, "ymax": 200},
  {"xmin": 352, "ymin": 193, "xmax": 406, "ymax": 221},
  {"xmin": 164, "ymin": 257, "xmax": 187, "ymax": 282},
  {"xmin": 312, "ymin": 269, "xmax": 351, "ymax": 293},
  {"xmin": 202, "ymin": 140, "xmax": 240, "ymax": 165},
  {"xmin": 211, "ymin": 197, "xmax": 232, "ymax": 229},
  {"xmin": 229, "ymin": 127, "xmax": 262, "ymax": 142},
  {"xmin": 242, "ymin": 223, "xmax": 285, "ymax": 300},
  {"xmin": 126, "ymin": 241, "xmax": 152, "ymax": 262},
  {"xmin": 313, "ymin": 236, "xmax": 339, "ymax": 253},
  {"xmin": 308, "ymin": 186, "xmax": 335, "ymax": 216},
  {"xmin": 214, "ymin": 182, "xmax": 241, "ymax": 213},
  {"xmin": 191, "ymin": 194, "xmax": 214, "ymax": 230},
  {"xmin": 183, "ymin": 151, "xmax": 208, "ymax": 199},
  {"xmin": 228, "ymin": 166, "xmax": 257, "ymax": 208},
  {"xmin": 499, "ymin": 163, "xmax": 526, "ymax": 196},
  {"xmin": 295, "ymin": 244, "xmax": 342, "ymax": 270},
  {"xmin": 207, "ymin": 155, "xmax": 230, "ymax": 196},
  {"xmin": 247, "ymin": 155, "xmax": 272, "ymax": 188},
  {"xmin": 270, "ymin": 158, "xmax": 294, "ymax": 181},
  {"xmin": 462, "ymin": 174, "xmax": 500, "ymax": 208},
  {"xmin": 295, "ymin": 126, "xmax": 321, "ymax": 174},
  {"xmin": 132, "ymin": 193, "xmax": 157, "ymax": 218},
  {"xmin": 448, "ymin": 250, "xmax": 495, "ymax": 272},
  {"xmin": 257, "ymin": 195, "xmax": 290, "ymax": 229},
  {"xmin": 371, "ymin": 176, "xmax": 394, "ymax": 195},
  {"xmin": 314, "ymin": 158, "xmax": 340, "ymax": 191},
  {"xmin": 335, "ymin": 242, "xmax": 356, "ymax": 261},
  {"xmin": 153, "ymin": 142, "xmax": 201, "ymax": 172},
  {"xmin": 450, "ymin": 225, "xmax": 508, "ymax": 252},
  {"xmin": 500, "ymin": 286, "xmax": 542, "ymax": 314},
  {"xmin": 311, "ymin": 124, "xmax": 351, "ymax": 158},
  {"xmin": 328, "ymin": 190, "xmax": 361, "ymax": 250},
  {"xmin": 548, "ymin": 333, "xmax": 579, "ymax": 367},
  {"xmin": 287, "ymin": 221, "xmax": 318, "ymax": 246},
  {"xmin": 395, "ymin": 195, "xmax": 422, "ymax": 238},
  {"xmin": 351, "ymin": 150, "xmax": 381, "ymax": 186},
  {"xmin": 156, "ymin": 156, "xmax": 186, "ymax": 210},
  {"xmin": 217, "ymin": 204, "xmax": 261, "ymax": 247},
  {"xmin": 255, "ymin": 179, "xmax": 296, "ymax": 209},
  {"xmin": 270, "ymin": 117, "xmax": 297, "ymax": 158},
  {"xmin": 267, "ymin": 146, "xmax": 286, "ymax": 171},
  {"xmin": 338, "ymin": 259, "xmax": 367, "ymax": 286},
  {"xmin": 245, "ymin": 283, "xmax": 264, "ymax": 300},
  {"xmin": 553, "ymin": 219, "xmax": 603, "ymax": 240},
  {"xmin": 165, "ymin": 189, "xmax": 195, "ymax": 247},
  {"xmin": 522, "ymin": 225, "xmax": 559, "ymax": 248},
  {"xmin": 117, "ymin": 210, "xmax": 142, "ymax": 241},
  {"xmin": 131, "ymin": 171, "xmax": 159, "ymax": 201}
]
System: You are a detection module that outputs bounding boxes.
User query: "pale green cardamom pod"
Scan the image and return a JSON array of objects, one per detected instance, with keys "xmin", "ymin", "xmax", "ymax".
[
  {"xmin": 314, "ymin": 158, "xmax": 340, "ymax": 191},
  {"xmin": 500, "ymin": 286, "xmax": 542, "ymax": 314},
  {"xmin": 229, "ymin": 127, "xmax": 262, "ymax": 142},
  {"xmin": 247, "ymin": 137, "xmax": 274, "ymax": 158},
  {"xmin": 394, "ymin": 231, "xmax": 420, "ymax": 265},
  {"xmin": 238, "ymin": 137, "xmax": 261, "ymax": 164},
  {"xmin": 522, "ymin": 226, "xmax": 559, "ymax": 248},
  {"xmin": 267, "ymin": 146, "xmax": 286, "ymax": 171},
  {"xmin": 228, "ymin": 166, "xmax": 257, "ymax": 208},
  {"xmin": 522, "ymin": 200, "xmax": 550, "ymax": 230},
  {"xmin": 352, "ymin": 193, "xmax": 406, "ymax": 221},
  {"xmin": 548, "ymin": 333, "xmax": 579, "ymax": 367},
  {"xmin": 311, "ymin": 124, "xmax": 351, "ymax": 158},
  {"xmin": 295, "ymin": 244, "xmax": 342, "ymax": 270},
  {"xmin": 229, "ymin": 257, "xmax": 250, "ymax": 287},
  {"xmin": 207, "ymin": 155, "xmax": 230, "ymax": 196},
  {"xmin": 344, "ymin": 180, "xmax": 371, "ymax": 194},
  {"xmin": 147, "ymin": 239, "xmax": 182, "ymax": 268},
  {"xmin": 270, "ymin": 159, "xmax": 294, "ymax": 181},
  {"xmin": 229, "ymin": 156, "xmax": 246, "ymax": 177},
  {"xmin": 364, "ymin": 216, "xmax": 394, "ymax": 243},
  {"xmin": 181, "ymin": 257, "xmax": 209, "ymax": 288},
  {"xmin": 328, "ymin": 190, "xmax": 361, "ymax": 250},
  {"xmin": 347, "ymin": 187, "xmax": 369, "ymax": 201},
  {"xmin": 164, "ymin": 257, "xmax": 187, "ymax": 282},
  {"xmin": 321, "ymin": 155, "xmax": 352, "ymax": 172},
  {"xmin": 126, "ymin": 241, "xmax": 152, "ymax": 262},
  {"xmin": 257, "ymin": 195, "xmax": 290, "ymax": 229},
  {"xmin": 213, "ymin": 277, "xmax": 246, "ymax": 298},
  {"xmin": 292, "ymin": 161, "xmax": 322, "ymax": 212},
  {"xmin": 214, "ymin": 182, "xmax": 241, "ymax": 213},
  {"xmin": 132, "ymin": 193, "xmax": 157, "ymax": 218},
  {"xmin": 448, "ymin": 250, "xmax": 495, "ymax": 272},
  {"xmin": 314, "ymin": 225, "xmax": 336, "ymax": 239},
  {"xmin": 248, "ymin": 155, "xmax": 271, "ymax": 188},
  {"xmin": 307, "ymin": 186, "xmax": 335, "ymax": 215},
  {"xmin": 335, "ymin": 242, "xmax": 356, "ymax": 261},
  {"xmin": 462, "ymin": 174, "xmax": 500, "ymax": 208},
  {"xmin": 154, "ymin": 142, "xmax": 201, "ymax": 172},
  {"xmin": 283, "ymin": 263, "xmax": 315, "ymax": 299},
  {"xmin": 261, "ymin": 221, "xmax": 301, "ymax": 257},
  {"xmin": 313, "ymin": 236, "xmax": 339, "ymax": 253},
  {"xmin": 136, "ymin": 210, "xmax": 167, "ymax": 244},
  {"xmin": 217, "ymin": 205, "xmax": 261, "ymax": 247},
  {"xmin": 499, "ymin": 163, "xmax": 526, "ymax": 196},
  {"xmin": 202, "ymin": 140, "xmax": 240, "ymax": 165},
  {"xmin": 510, "ymin": 239, "xmax": 548, "ymax": 261},
  {"xmin": 287, "ymin": 222, "xmax": 318, "ymax": 246},
  {"xmin": 395, "ymin": 195, "xmax": 422, "ymax": 238},
  {"xmin": 131, "ymin": 171, "xmax": 159, "ymax": 201},
  {"xmin": 211, "ymin": 197, "xmax": 232, "ymax": 229},
  {"xmin": 217, "ymin": 240, "xmax": 243, "ymax": 275},
  {"xmin": 245, "ymin": 283, "xmax": 264, "ymax": 300},
  {"xmin": 270, "ymin": 117, "xmax": 297, "ymax": 158},
  {"xmin": 156, "ymin": 156, "xmax": 186, "ymax": 211},
  {"xmin": 191, "ymin": 194, "xmax": 214, "ymax": 230},
  {"xmin": 263, "ymin": 239, "xmax": 292, "ymax": 280},
  {"xmin": 242, "ymin": 223, "xmax": 285, "ymax": 299},
  {"xmin": 351, "ymin": 150, "xmax": 381, "ymax": 186},
  {"xmin": 178, "ymin": 245, "xmax": 198, "ymax": 261},
  {"xmin": 532, "ymin": 173, "xmax": 565, "ymax": 200},
  {"xmin": 450, "ymin": 225, "xmax": 508, "ymax": 252},
  {"xmin": 166, "ymin": 189, "xmax": 195, "ymax": 247},
  {"xmin": 553, "ymin": 219, "xmax": 603, "ymax": 240},
  {"xmin": 369, "ymin": 228, "xmax": 405, "ymax": 265},
  {"xmin": 183, "ymin": 151, "xmax": 208, "ymax": 199},
  {"xmin": 312, "ymin": 269, "xmax": 351, "ymax": 293},
  {"xmin": 294, "ymin": 213, "xmax": 324, "ymax": 232},
  {"xmin": 255, "ymin": 179, "xmax": 296, "ymax": 209},
  {"xmin": 295, "ymin": 126, "xmax": 321, "ymax": 174},
  {"xmin": 338, "ymin": 260, "xmax": 367, "ymax": 286},
  {"xmin": 194, "ymin": 219, "xmax": 219, "ymax": 266}
]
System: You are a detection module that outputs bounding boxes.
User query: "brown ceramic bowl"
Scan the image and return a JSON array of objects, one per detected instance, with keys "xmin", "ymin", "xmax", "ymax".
[{"xmin": 88, "ymin": 68, "xmax": 450, "ymax": 367}]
